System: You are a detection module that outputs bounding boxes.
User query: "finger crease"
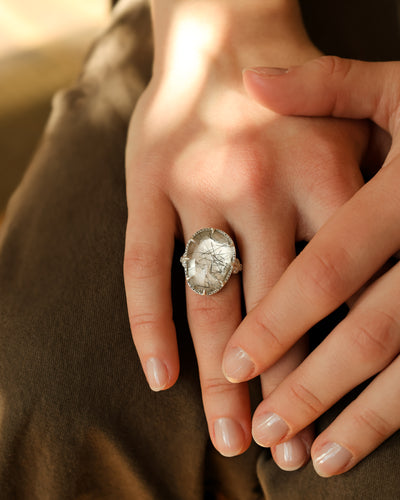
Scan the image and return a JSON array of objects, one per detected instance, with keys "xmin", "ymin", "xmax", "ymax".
[
  {"xmin": 289, "ymin": 382, "xmax": 324, "ymax": 416},
  {"xmin": 356, "ymin": 408, "xmax": 393, "ymax": 440},
  {"xmin": 130, "ymin": 313, "xmax": 167, "ymax": 330},
  {"xmin": 254, "ymin": 315, "xmax": 284, "ymax": 349}
]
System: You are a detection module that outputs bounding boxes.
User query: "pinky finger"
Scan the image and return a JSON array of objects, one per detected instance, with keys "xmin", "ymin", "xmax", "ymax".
[
  {"xmin": 124, "ymin": 187, "xmax": 179, "ymax": 391},
  {"xmin": 311, "ymin": 355, "xmax": 400, "ymax": 477}
]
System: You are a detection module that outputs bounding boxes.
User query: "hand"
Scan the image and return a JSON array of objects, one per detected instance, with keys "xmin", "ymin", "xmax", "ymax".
[
  {"xmin": 124, "ymin": 2, "xmax": 368, "ymax": 462},
  {"xmin": 222, "ymin": 56, "xmax": 400, "ymax": 476}
]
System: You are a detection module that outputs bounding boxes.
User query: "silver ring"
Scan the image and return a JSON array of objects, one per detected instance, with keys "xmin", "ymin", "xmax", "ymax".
[{"xmin": 180, "ymin": 227, "xmax": 242, "ymax": 295}]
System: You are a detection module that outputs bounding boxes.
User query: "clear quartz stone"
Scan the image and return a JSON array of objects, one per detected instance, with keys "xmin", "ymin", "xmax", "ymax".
[{"xmin": 182, "ymin": 228, "xmax": 236, "ymax": 295}]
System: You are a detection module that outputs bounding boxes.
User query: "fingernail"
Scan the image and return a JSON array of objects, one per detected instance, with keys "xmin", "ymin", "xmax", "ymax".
[
  {"xmin": 145, "ymin": 357, "xmax": 168, "ymax": 391},
  {"xmin": 274, "ymin": 435, "xmax": 310, "ymax": 471},
  {"xmin": 223, "ymin": 346, "xmax": 255, "ymax": 382},
  {"xmin": 244, "ymin": 66, "xmax": 289, "ymax": 77},
  {"xmin": 214, "ymin": 418, "xmax": 244, "ymax": 457},
  {"xmin": 253, "ymin": 412, "xmax": 289, "ymax": 446},
  {"xmin": 313, "ymin": 442, "xmax": 353, "ymax": 477}
]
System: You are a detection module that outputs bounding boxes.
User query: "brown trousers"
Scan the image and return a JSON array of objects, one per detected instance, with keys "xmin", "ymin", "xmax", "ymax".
[{"xmin": 1, "ymin": 1, "xmax": 400, "ymax": 498}]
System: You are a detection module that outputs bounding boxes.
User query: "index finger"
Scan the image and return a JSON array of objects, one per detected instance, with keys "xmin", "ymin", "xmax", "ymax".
[
  {"xmin": 222, "ymin": 162, "xmax": 400, "ymax": 382},
  {"xmin": 223, "ymin": 56, "xmax": 400, "ymax": 382}
]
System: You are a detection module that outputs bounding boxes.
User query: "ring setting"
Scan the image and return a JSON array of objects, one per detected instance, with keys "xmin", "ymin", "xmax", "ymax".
[{"xmin": 180, "ymin": 228, "xmax": 242, "ymax": 295}]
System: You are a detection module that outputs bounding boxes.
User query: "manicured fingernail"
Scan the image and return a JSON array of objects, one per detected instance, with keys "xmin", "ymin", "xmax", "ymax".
[
  {"xmin": 223, "ymin": 346, "xmax": 255, "ymax": 382},
  {"xmin": 313, "ymin": 442, "xmax": 353, "ymax": 477},
  {"xmin": 253, "ymin": 412, "xmax": 289, "ymax": 446},
  {"xmin": 244, "ymin": 66, "xmax": 289, "ymax": 76},
  {"xmin": 274, "ymin": 435, "xmax": 310, "ymax": 471},
  {"xmin": 145, "ymin": 357, "xmax": 168, "ymax": 391},
  {"xmin": 214, "ymin": 418, "xmax": 244, "ymax": 457}
]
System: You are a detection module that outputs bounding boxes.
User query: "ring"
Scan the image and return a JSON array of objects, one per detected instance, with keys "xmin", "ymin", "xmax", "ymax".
[{"xmin": 180, "ymin": 228, "xmax": 242, "ymax": 295}]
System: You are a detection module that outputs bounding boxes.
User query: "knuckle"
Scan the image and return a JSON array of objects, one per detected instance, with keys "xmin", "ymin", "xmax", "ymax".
[
  {"xmin": 129, "ymin": 311, "xmax": 170, "ymax": 334},
  {"xmin": 287, "ymin": 381, "xmax": 324, "ymax": 418},
  {"xmin": 296, "ymin": 249, "xmax": 348, "ymax": 305},
  {"xmin": 240, "ymin": 162, "xmax": 269, "ymax": 198},
  {"xmin": 202, "ymin": 376, "xmax": 239, "ymax": 398},
  {"xmin": 350, "ymin": 310, "xmax": 399, "ymax": 364},
  {"xmin": 313, "ymin": 56, "xmax": 352, "ymax": 116},
  {"xmin": 189, "ymin": 296, "xmax": 230, "ymax": 328},
  {"xmin": 225, "ymin": 156, "xmax": 277, "ymax": 207},
  {"xmin": 124, "ymin": 243, "xmax": 162, "ymax": 281},
  {"xmin": 129, "ymin": 311, "xmax": 158, "ymax": 330},
  {"xmin": 354, "ymin": 407, "xmax": 393, "ymax": 440},
  {"xmin": 319, "ymin": 175, "xmax": 358, "ymax": 209},
  {"xmin": 316, "ymin": 55, "xmax": 352, "ymax": 79}
]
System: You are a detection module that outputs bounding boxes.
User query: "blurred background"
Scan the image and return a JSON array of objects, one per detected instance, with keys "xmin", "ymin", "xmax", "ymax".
[{"xmin": 0, "ymin": 0, "xmax": 109, "ymax": 219}]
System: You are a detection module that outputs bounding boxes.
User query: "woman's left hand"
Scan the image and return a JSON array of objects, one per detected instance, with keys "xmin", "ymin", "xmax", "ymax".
[{"xmin": 223, "ymin": 56, "xmax": 400, "ymax": 477}]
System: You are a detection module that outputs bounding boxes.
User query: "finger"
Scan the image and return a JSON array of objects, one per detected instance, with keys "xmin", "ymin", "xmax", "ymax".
[
  {"xmin": 124, "ymin": 185, "xmax": 179, "ymax": 391},
  {"xmin": 268, "ymin": 157, "xmax": 364, "ymax": 471},
  {"xmin": 234, "ymin": 209, "xmax": 296, "ymax": 313},
  {"xmin": 243, "ymin": 57, "xmax": 400, "ymax": 134},
  {"xmin": 223, "ymin": 157, "xmax": 400, "ymax": 382},
  {"xmin": 182, "ymin": 222, "xmax": 251, "ymax": 457},
  {"xmin": 311, "ymin": 354, "xmax": 400, "ymax": 477},
  {"xmin": 236, "ymin": 213, "xmax": 313, "ymax": 470},
  {"xmin": 251, "ymin": 259, "xmax": 400, "ymax": 449},
  {"xmin": 234, "ymin": 211, "xmax": 301, "ymax": 402},
  {"xmin": 229, "ymin": 212, "xmax": 296, "ymax": 383},
  {"xmin": 265, "ymin": 338, "xmax": 314, "ymax": 471},
  {"xmin": 296, "ymin": 161, "xmax": 364, "ymax": 241}
]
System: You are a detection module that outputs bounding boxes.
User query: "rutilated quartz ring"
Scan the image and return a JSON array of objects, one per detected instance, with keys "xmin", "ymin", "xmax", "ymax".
[{"xmin": 180, "ymin": 228, "xmax": 242, "ymax": 295}]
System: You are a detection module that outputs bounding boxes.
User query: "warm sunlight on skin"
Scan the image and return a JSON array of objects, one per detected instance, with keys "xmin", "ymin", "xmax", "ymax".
[
  {"xmin": 198, "ymin": 86, "xmax": 277, "ymax": 131},
  {"xmin": 168, "ymin": 7, "xmax": 227, "ymax": 72},
  {"xmin": 147, "ymin": 5, "xmax": 228, "ymax": 130},
  {"xmin": 144, "ymin": 0, "xmax": 314, "ymax": 146},
  {"xmin": 137, "ymin": 2, "xmax": 282, "ymax": 154},
  {"xmin": 125, "ymin": 0, "xmax": 371, "ymax": 467}
]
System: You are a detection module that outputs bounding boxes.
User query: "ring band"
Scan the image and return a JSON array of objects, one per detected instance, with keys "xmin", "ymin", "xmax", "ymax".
[{"xmin": 180, "ymin": 227, "xmax": 242, "ymax": 295}]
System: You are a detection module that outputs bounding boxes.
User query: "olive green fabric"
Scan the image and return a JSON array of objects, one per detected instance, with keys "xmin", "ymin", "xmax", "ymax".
[{"xmin": 0, "ymin": 1, "xmax": 399, "ymax": 499}]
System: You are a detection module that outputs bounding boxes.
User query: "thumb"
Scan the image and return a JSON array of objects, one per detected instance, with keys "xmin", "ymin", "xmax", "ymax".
[{"xmin": 243, "ymin": 56, "xmax": 400, "ymax": 133}]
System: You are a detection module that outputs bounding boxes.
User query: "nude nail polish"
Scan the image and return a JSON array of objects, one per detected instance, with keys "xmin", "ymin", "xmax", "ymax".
[
  {"xmin": 223, "ymin": 346, "xmax": 255, "ymax": 382},
  {"xmin": 253, "ymin": 412, "xmax": 289, "ymax": 446},
  {"xmin": 146, "ymin": 357, "xmax": 168, "ymax": 391},
  {"xmin": 274, "ymin": 436, "xmax": 310, "ymax": 471},
  {"xmin": 313, "ymin": 442, "xmax": 353, "ymax": 477},
  {"xmin": 214, "ymin": 418, "xmax": 244, "ymax": 457}
]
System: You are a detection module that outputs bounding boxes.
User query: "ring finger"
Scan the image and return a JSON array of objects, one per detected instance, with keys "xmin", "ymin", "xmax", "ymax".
[{"xmin": 182, "ymin": 217, "xmax": 249, "ymax": 457}]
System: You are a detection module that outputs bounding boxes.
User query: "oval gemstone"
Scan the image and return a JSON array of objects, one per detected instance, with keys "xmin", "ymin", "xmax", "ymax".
[{"xmin": 182, "ymin": 228, "xmax": 236, "ymax": 295}]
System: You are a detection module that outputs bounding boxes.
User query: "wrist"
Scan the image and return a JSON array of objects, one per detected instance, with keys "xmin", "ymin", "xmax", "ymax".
[{"xmin": 150, "ymin": 0, "xmax": 320, "ymax": 79}]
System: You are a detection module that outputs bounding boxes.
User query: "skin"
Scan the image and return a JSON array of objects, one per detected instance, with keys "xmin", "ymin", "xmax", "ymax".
[
  {"xmin": 223, "ymin": 56, "xmax": 400, "ymax": 476},
  {"xmin": 124, "ymin": 1, "xmax": 368, "ymax": 468}
]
